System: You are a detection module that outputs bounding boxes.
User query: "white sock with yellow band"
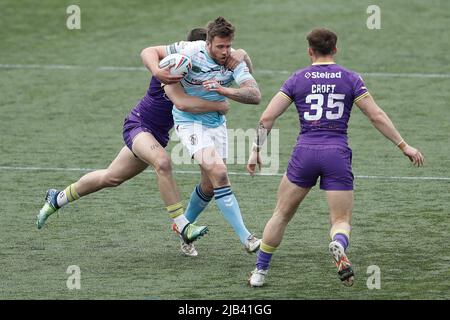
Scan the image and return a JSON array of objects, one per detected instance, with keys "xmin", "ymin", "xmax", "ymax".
[
  {"xmin": 167, "ymin": 202, "xmax": 189, "ymax": 232},
  {"xmin": 56, "ymin": 183, "xmax": 80, "ymax": 208}
]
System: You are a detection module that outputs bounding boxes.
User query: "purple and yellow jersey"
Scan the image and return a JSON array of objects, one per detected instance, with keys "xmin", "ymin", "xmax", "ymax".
[
  {"xmin": 280, "ymin": 62, "xmax": 369, "ymax": 146},
  {"xmin": 131, "ymin": 76, "xmax": 174, "ymax": 133}
]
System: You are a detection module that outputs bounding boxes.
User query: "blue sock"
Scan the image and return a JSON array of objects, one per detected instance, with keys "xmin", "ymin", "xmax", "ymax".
[
  {"xmin": 214, "ymin": 186, "xmax": 251, "ymax": 245},
  {"xmin": 185, "ymin": 184, "xmax": 212, "ymax": 223}
]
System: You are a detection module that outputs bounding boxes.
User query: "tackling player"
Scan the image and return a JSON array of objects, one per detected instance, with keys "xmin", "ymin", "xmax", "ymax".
[{"xmin": 36, "ymin": 28, "xmax": 251, "ymax": 256}]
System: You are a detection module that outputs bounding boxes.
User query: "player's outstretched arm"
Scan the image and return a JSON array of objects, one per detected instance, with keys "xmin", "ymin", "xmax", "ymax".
[
  {"xmin": 257, "ymin": 92, "xmax": 293, "ymax": 134},
  {"xmin": 203, "ymin": 79, "xmax": 261, "ymax": 105},
  {"xmin": 164, "ymin": 83, "xmax": 230, "ymax": 114},
  {"xmin": 246, "ymin": 92, "xmax": 292, "ymax": 176},
  {"xmin": 356, "ymin": 94, "xmax": 425, "ymax": 166},
  {"xmin": 140, "ymin": 46, "xmax": 184, "ymax": 84}
]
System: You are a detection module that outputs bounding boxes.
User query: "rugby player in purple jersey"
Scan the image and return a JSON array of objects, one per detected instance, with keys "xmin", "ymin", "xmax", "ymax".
[
  {"xmin": 36, "ymin": 28, "xmax": 253, "ymax": 256},
  {"xmin": 247, "ymin": 28, "xmax": 424, "ymax": 287}
]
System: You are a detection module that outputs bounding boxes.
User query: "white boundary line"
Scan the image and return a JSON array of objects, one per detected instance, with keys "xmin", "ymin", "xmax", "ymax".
[
  {"xmin": 1, "ymin": 63, "xmax": 450, "ymax": 79},
  {"xmin": 0, "ymin": 165, "xmax": 448, "ymax": 181}
]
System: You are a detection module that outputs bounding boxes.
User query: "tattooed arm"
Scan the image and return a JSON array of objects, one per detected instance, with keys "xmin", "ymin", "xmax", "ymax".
[
  {"xmin": 203, "ymin": 79, "xmax": 261, "ymax": 105},
  {"xmin": 247, "ymin": 91, "xmax": 292, "ymax": 175},
  {"xmin": 254, "ymin": 91, "xmax": 293, "ymax": 146}
]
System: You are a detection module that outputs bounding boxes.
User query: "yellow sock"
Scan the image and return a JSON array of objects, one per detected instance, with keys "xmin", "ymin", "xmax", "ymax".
[
  {"xmin": 260, "ymin": 242, "xmax": 277, "ymax": 254},
  {"xmin": 167, "ymin": 202, "xmax": 183, "ymax": 219},
  {"xmin": 64, "ymin": 184, "xmax": 80, "ymax": 202},
  {"xmin": 330, "ymin": 226, "xmax": 351, "ymax": 240},
  {"xmin": 56, "ymin": 183, "xmax": 80, "ymax": 208},
  {"xmin": 167, "ymin": 202, "xmax": 189, "ymax": 231}
]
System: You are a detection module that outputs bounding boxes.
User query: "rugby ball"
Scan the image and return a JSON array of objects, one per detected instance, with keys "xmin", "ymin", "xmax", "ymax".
[{"xmin": 158, "ymin": 53, "xmax": 192, "ymax": 76}]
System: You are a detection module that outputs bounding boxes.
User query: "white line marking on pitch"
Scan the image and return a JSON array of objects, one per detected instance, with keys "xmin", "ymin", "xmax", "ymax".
[
  {"xmin": 1, "ymin": 63, "xmax": 450, "ymax": 79},
  {"xmin": 0, "ymin": 165, "xmax": 448, "ymax": 181}
]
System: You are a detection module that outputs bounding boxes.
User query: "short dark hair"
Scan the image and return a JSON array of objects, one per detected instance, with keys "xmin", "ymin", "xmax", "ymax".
[
  {"xmin": 306, "ymin": 28, "xmax": 338, "ymax": 56},
  {"xmin": 187, "ymin": 28, "xmax": 207, "ymax": 41},
  {"xmin": 206, "ymin": 16, "xmax": 235, "ymax": 42}
]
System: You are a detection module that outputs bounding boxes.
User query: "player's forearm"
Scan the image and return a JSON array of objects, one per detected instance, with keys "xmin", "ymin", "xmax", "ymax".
[
  {"xmin": 252, "ymin": 116, "xmax": 275, "ymax": 151},
  {"xmin": 252, "ymin": 92, "xmax": 292, "ymax": 151},
  {"xmin": 177, "ymin": 97, "xmax": 228, "ymax": 114},
  {"xmin": 221, "ymin": 86, "xmax": 261, "ymax": 105},
  {"xmin": 140, "ymin": 47, "xmax": 161, "ymax": 74},
  {"xmin": 357, "ymin": 95, "xmax": 404, "ymax": 145},
  {"xmin": 369, "ymin": 109, "xmax": 404, "ymax": 145}
]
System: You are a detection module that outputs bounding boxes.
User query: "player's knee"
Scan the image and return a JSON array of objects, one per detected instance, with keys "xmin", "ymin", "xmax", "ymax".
[
  {"xmin": 200, "ymin": 182, "xmax": 214, "ymax": 197},
  {"xmin": 154, "ymin": 156, "xmax": 172, "ymax": 176},
  {"xmin": 210, "ymin": 164, "xmax": 229, "ymax": 186}
]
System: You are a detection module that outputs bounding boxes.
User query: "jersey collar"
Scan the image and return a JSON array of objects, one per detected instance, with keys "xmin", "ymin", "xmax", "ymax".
[{"xmin": 311, "ymin": 61, "xmax": 336, "ymax": 65}]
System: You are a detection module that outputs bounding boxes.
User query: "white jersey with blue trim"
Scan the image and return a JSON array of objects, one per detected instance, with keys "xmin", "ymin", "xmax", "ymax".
[{"xmin": 166, "ymin": 40, "xmax": 254, "ymax": 127}]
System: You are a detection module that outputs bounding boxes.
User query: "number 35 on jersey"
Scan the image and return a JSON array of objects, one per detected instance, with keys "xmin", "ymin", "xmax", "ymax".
[{"xmin": 304, "ymin": 93, "xmax": 345, "ymax": 121}]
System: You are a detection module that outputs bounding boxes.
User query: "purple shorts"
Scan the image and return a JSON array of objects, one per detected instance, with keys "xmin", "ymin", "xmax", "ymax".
[
  {"xmin": 122, "ymin": 112, "xmax": 170, "ymax": 151},
  {"xmin": 286, "ymin": 144, "xmax": 354, "ymax": 191}
]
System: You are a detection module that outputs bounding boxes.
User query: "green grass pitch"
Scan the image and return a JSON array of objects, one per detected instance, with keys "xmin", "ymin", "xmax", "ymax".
[{"xmin": 1, "ymin": 0, "xmax": 449, "ymax": 299}]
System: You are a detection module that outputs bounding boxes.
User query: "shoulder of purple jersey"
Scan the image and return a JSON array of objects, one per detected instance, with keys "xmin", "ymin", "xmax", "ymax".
[{"xmin": 335, "ymin": 64, "xmax": 364, "ymax": 81}]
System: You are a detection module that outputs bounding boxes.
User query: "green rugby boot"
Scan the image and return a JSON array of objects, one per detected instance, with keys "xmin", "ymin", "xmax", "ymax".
[
  {"xmin": 180, "ymin": 223, "xmax": 208, "ymax": 244},
  {"xmin": 36, "ymin": 189, "xmax": 60, "ymax": 229}
]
